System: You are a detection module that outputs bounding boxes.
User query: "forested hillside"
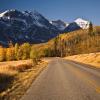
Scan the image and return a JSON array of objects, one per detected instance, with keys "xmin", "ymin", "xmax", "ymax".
[
  {"xmin": 0, "ymin": 25, "xmax": 100, "ymax": 62},
  {"xmin": 44, "ymin": 25, "xmax": 100, "ymax": 57}
]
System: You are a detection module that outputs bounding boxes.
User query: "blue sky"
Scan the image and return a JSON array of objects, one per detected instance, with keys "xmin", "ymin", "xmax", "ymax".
[{"xmin": 0, "ymin": 0, "xmax": 99, "ymax": 25}]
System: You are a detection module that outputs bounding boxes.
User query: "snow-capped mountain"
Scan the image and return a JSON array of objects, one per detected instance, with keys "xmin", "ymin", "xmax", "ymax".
[
  {"xmin": 0, "ymin": 9, "xmax": 59, "ymax": 46},
  {"xmin": 0, "ymin": 9, "xmax": 91, "ymax": 46},
  {"xmin": 64, "ymin": 18, "xmax": 90, "ymax": 32},
  {"xmin": 0, "ymin": 9, "xmax": 54, "ymax": 28},
  {"xmin": 50, "ymin": 20, "xmax": 68, "ymax": 31},
  {"xmin": 74, "ymin": 18, "xmax": 90, "ymax": 29}
]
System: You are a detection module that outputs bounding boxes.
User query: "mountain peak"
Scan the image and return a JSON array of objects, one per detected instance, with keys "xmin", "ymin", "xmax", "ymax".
[
  {"xmin": 0, "ymin": 9, "xmax": 24, "ymax": 19},
  {"xmin": 75, "ymin": 18, "xmax": 87, "ymax": 22},
  {"xmin": 74, "ymin": 18, "xmax": 90, "ymax": 29},
  {"xmin": 0, "ymin": 10, "xmax": 9, "ymax": 17}
]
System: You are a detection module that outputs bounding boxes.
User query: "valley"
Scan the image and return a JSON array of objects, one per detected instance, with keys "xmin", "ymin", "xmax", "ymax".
[{"xmin": 0, "ymin": 8, "xmax": 100, "ymax": 100}]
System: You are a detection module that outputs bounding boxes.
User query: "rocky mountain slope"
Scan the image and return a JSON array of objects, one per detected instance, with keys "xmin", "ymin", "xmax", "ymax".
[
  {"xmin": 0, "ymin": 9, "xmax": 90, "ymax": 46},
  {"xmin": 0, "ymin": 9, "xmax": 59, "ymax": 46},
  {"xmin": 50, "ymin": 20, "xmax": 68, "ymax": 31}
]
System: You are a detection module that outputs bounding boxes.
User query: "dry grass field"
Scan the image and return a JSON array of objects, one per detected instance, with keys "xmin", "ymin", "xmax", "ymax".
[
  {"xmin": 0, "ymin": 59, "xmax": 48, "ymax": 100},
  {"xmin": 65, "ymin": 52, "xmax": 100, "ymax": 68}
]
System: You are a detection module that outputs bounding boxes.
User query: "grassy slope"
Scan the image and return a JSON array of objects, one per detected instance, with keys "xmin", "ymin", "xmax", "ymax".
[
  {"xmin": 60, "ymin": 27, "xmax": 100, "ymax": 68},
  {"xmin": 65, "ymin": 52, "xmax": 100, "ymax": 68},
  {"xmin": 33, "ymin": 26, "xmax": 100, "ymax": 56},
  {"xmin": 60, "ymin": 27, "xmax": 100, "ymax": 54}
]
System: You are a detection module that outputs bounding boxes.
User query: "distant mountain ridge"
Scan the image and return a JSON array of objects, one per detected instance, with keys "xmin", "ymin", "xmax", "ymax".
[
  {"xmin": 50, "ymin": 20, "xmax": 68, "ymax": 31},
  {"xmin": 0, "ymin": 9, "xmax": 90, "ymax": 46}
]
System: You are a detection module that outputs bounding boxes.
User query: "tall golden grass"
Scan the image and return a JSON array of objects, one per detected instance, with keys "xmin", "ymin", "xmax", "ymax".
[
  {"xmin": 65, "ymin": 52, "xmax": 100, "ymax": 68},
  {"xmin": 0, "ymin": 60, "xmax": 33, "ymax": 93}
]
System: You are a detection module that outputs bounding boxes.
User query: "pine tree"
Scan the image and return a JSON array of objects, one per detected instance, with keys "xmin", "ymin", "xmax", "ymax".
[{"xmin": 88, "ymin": 22, "xmax": 93, "ymax": 36}]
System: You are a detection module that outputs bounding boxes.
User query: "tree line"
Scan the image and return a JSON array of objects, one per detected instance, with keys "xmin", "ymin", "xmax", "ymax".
[
  {"xmin": 0, "ymin": 43, "xmax": 44, "ymax": 63},
  {"xmin": 44, "ymin": 22, "xmax": 100, "ymax": 57},
  {"xmin": 0, "ymin": 22, "xmax": 99, "ymax": 61}
]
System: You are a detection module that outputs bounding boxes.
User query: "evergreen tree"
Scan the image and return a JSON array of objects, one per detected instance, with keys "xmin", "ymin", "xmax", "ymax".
[{"xmin": 88, "ymin": 22, "xmax": 93, "ymax": 36}]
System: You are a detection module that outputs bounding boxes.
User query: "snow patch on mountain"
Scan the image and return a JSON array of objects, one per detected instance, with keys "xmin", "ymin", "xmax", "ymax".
[
  {"xmin": 0, "ymin": 10, "xmax": 9, "ymax": 17},
  {"xmin": 75, "ymin": 18, "xmax": 90, "ymax": 29},
  {"xmin": 50, "ymin": 20, "xmax": 67, "ymax": 31},
  {"xmin": 0, "ymin": 9, "xmax": 48, "ymax": 28}
]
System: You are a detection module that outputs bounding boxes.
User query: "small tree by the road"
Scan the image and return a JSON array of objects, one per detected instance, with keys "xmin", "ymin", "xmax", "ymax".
[
  {"xmin": 15, "ymin": 43, "xmax": 19, "ymax": 60},
  {"xmin": 22, "ymin": 43, "xmax": 31, "ymax": 60},
  {"xmin": 30, "ymin": 49, "xmax": 39, "ymax": 65}
]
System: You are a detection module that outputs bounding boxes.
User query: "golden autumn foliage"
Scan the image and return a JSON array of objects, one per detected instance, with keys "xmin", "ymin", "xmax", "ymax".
[
  {"xmin": 26, "ymin": 26, "xmax": 100, "ymax": 57},
  {"xmin": 6, "ymin": 48, "xmax": 15, "ymax": 61},
  {"xmin": 41, "ymin": 27, "xmax": 100, "ymax": 57},
  {"xmin": 0, "ymin": 43, "xmax": 42, "ymax": 62},
  {"xmin": 0, "ymin": 48, "xmax": 6, "ymax": 61},
  {"xmin": 59, "ymin": 29, "xmax": 100, "ymax": 56},
  {"xmin": 0, "ymin": 26, "xmax": 100, "ymax": 61}
]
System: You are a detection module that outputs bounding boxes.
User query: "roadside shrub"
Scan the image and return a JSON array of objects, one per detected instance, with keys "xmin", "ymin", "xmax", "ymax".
[
  {"xmin": 21, "ymin": 43, "xmax": 31, "ymax": 60},
  {"xmin": 30, "ymin": 49, "xmax": 40, "ymax": 65},
  {"xmin": 16, "ymin": 43, "xmax": 31, "ymax": 60},
  {"xmin": 10, "ymin": 64, "xmax": 32, "ymax": 72},
  {"xmin": 15, "ymin": 43, "xmax": 19, "ymax": 60}
]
